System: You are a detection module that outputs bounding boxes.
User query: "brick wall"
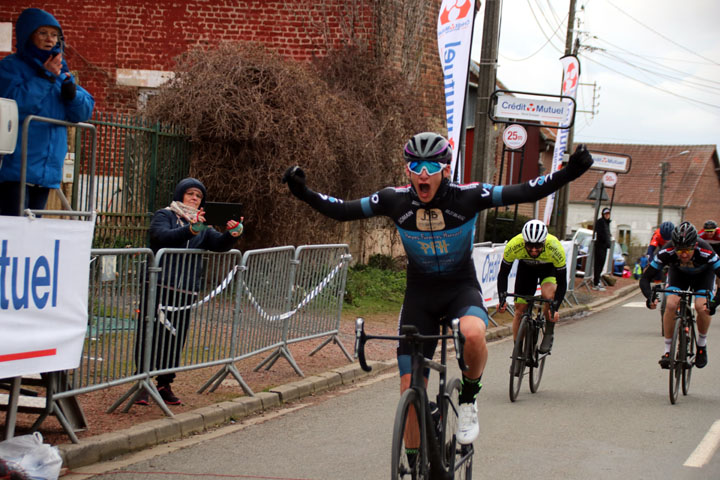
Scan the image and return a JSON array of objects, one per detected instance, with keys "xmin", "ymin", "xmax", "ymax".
[{"xmin": 3, "ymin": 1, "xmax": 445, "ymax": 115}]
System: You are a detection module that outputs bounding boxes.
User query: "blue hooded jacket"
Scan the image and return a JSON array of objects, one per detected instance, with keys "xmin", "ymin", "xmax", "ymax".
[{"xmin": 0, "ymin": 8, "xmax": 95, "ymax": 188}]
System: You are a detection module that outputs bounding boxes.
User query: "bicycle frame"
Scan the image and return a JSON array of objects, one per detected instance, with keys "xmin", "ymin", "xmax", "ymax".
[
  {"xmin": 651, "ymin": 286, "xmax": 710, "ymax": 404},
  {"xmin": 355, "ymin": 318, "xmax": 471, "ymax": 479},
  {"xmin": 506, "ymin": 293, "xmax": 554, "ymax": 402}
]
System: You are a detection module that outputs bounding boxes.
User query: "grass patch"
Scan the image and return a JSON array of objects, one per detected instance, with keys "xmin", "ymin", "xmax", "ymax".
[{"xmin": 343, "ymin": 263, "xmax": 405, "ymax": 315}]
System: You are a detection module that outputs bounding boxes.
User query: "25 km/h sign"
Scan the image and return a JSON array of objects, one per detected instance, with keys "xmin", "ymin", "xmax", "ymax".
[{"xmin": 502, "ymin": 124, "xmax": 527, "ymax": 150}]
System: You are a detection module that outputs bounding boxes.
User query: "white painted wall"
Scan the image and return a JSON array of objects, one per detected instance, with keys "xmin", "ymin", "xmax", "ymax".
[{"xmin": 567, "ymin": 203, "xmax": 683, "ymax": 245}]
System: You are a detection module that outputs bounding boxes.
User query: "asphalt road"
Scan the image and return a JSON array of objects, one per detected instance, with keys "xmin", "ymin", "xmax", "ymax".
[{"xmin": 68, "ymin": 292, "xmax": 720, "ymax": 479}]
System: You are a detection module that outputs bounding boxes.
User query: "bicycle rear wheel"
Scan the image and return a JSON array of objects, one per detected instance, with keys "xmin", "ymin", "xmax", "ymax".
[
  {"xmin": 392, "ymin": 389, "xmax": 429, "ymax": 479},
  {"xmin": 669, "ymin": 318, "xmax": 683, "ymax": 404},
  {"xmin": 529, "ymin": 322, "xmax": 546, "ymax": 393},
  {"xmin": 442, "ymin": 378, "xmax": 472, "ymax": 479},
  {"xmin": 509, "ymin": 318, "xmax": 528, "ymax": 402},
  {"xmin": 682, "ymin": 322, "xmax": 695, "ymax": 395}
]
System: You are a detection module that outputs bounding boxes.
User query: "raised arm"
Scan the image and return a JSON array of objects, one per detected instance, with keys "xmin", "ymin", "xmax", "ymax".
[
  {"xmin": 498, "ymin": 145, "xmax": 593, "ymax": 206},
  {"xmin": 282, "ymin": 166, "xmax": 374, "ymax": 221}
]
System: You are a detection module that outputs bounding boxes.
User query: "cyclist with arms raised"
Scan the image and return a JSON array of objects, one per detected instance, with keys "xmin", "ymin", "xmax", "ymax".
[
  {"xmin": 282, "ymin": 132, "xmax": 593, "ymax": 445},
  {"xmin": 640, "ymin": 222, "xmax": 720, "ymax": 369},
  {"xmin": 496, "ymin": 219, "xmax": 566, "ymax": 354}
]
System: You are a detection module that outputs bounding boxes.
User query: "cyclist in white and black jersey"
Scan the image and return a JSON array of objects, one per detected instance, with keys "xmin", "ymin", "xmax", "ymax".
[
  {"xmin": 641, "ymin": 222, "xmax": 720, "ymax": 369},
  {"xmin": 282, "ymin": 132, "xmax": 593, "ymax": 445}
]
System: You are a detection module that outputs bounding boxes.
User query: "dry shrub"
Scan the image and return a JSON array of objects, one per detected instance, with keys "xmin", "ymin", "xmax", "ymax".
[{"xmin": 145, "ymin": 42, "xmax": 426, "ymax": 250}]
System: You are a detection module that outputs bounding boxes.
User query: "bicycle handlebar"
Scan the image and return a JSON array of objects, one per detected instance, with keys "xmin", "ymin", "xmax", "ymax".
[
  {"xmin": 354, "ymin": 317, "xmax": 468, "ymax": 373},
  {"xmin": 650, "ymin": 286, "xmax": 712, "ymax": 304},
  {"xmin": 504, "ymin": 293, "xmax": 557, "ymax": 313}
]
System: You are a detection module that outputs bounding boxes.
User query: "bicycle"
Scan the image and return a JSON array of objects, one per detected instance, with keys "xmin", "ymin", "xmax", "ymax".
[
  {"xmin": 355, "ymin": 317, "xmax": 474, "ymax": 479},
  {"xmin": 506, "ymin": 294, "xmax": 555, "ymax": 402},
  {"xmin": 650, "ymin": 286, "xmax": 710, "ymax": 405}
]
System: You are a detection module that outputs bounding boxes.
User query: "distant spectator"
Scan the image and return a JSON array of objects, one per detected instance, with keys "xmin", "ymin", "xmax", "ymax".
[
  {"xmin": 0, "ymin": 8, "xmax": 94, "ymax": 215},
  {"xmin": 592, "ymin": 207, "xmax": 612, "ymax": 290}
]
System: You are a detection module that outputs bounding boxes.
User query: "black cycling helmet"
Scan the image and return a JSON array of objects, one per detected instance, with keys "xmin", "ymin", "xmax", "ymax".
[
  {"xmin": 703, "ymin": 220, "xmax": 717, "ymax": 230},
  {"xmin": 659, "ymin": 221, "xmax": 674, "ymax": 240},
  {"xmin": 671, "ymin": 221, "xmax": 698, "ymax": 248},
  {"xmin": 403, "ymin": 132, "xmax": 453, "ymax": 164}
]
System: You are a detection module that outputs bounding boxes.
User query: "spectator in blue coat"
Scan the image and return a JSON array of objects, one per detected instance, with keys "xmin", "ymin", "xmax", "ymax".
[{"xmin": 0, "ymin": 8, "xmax": 94, "ymax": 215}]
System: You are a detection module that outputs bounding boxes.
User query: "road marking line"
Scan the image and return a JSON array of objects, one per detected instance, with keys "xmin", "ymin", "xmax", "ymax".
[
  {"xmin": 684, "ymin": 419, "xmax": 720, "ymax": 468},
  {"xmin": 622, "ymin": 302, "xmax": 647, "ymax": 308}
]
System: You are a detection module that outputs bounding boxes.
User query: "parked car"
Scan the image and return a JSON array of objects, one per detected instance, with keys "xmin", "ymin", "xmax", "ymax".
[{"xmin": 572, "ymin": 228, "xmax": 627, "ymax": 277}]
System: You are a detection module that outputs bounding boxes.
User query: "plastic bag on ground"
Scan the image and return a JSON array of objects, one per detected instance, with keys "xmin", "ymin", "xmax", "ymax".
[{"xmin": 0, "ymin": 432, "xmax": 62, "ymax": 480}]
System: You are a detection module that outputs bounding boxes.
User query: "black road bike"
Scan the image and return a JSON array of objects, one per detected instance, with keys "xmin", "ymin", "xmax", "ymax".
[
  {"xmin": 507, "ymin": 294, "xmax": 554, "ymax": 402},
  {"xmin": 355, "ymin": 318, "xmax": 474, "ymax": 479},
  {"xmin": 650, "ymin": 286, "xmax": 709, "ymax": 404}
]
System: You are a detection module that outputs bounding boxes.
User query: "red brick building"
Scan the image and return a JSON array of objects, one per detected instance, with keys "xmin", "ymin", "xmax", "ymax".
[
  {"xmin": 566, "ymin": 143, "xmax": 720, "ymax": 247},
  {"xmin": 0, "ymin": 1, "xmax": 446, "ymax": 121}
]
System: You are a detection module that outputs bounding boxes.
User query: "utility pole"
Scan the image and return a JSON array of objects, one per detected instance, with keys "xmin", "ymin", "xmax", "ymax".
[
  {"xmin": 657, "ymin": 161, "xmax": 669, "ymax": 225},
  {"xmin": 471, "ymin": 0, "xmax": 501, "ymax": 242},
  {"xmin": 553, "ymin": 0, "xmax": 578, "ymax": 239}
]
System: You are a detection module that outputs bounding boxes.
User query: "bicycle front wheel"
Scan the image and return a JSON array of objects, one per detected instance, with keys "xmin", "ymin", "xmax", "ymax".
[
  {"xmin": 392, "ymin": 389, "xmax": 429, "ymax": 479},
  {"xmin": 669, "ymin": 318, "xmax": 683, "ymax": 404},
  {"xmin": 509, "ymin": 318, "xmax": 528, "ymax": 402},
  {"xmin": 442, "ymin": 378, "xmax": 472, "ymax": 480},
  {"xmin": 682, "ymin": 322, "xmax": 695, "ymax": 395},
  {"xmin": 529, "ymin": 323, "xmax": 546, "ymax": 393}
]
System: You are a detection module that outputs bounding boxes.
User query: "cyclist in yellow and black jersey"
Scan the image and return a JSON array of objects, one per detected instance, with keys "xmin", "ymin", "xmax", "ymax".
[{"xmin": 497, "ymin": 219, "xmax": 567, "ymax": 354}]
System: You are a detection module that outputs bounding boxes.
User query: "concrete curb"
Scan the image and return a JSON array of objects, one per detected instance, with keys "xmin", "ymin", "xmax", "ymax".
[{"xmin": 58, "ymin": 285, "xmax": 641, "ymax": 470}]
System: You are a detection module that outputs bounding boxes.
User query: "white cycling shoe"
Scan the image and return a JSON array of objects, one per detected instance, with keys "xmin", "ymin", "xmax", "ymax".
[{"xmin": 456, "ymin": 400, "xmax": 479, "ymax": 445}]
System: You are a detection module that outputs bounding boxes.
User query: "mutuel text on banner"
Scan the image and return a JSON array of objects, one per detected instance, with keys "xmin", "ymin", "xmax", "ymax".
[
  {"xmin": 437, "ymin": 0, "xmax": 475, "ymax": 175},
  {"xmin": 0, "ymin": 216, "xmax": 94, "ymax": 378}
]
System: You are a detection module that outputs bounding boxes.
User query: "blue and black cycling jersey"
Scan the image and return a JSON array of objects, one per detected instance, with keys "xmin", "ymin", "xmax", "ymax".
[
  {"xmin": 297, "ymin": 169, "xmax": 585, "ymax": 287},
  {"xmin": 640, "ymin": 238, "xmax": 720, "ymax": 299}
]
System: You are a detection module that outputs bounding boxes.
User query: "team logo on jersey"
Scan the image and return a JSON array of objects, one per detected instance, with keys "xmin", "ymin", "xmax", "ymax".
[
  {"xmin": 319, "ymin": 194, "xmax": 343, "ymax": 204},
  {"xmin": 398, "ymin": 210, "xmax": 414, "ymax": 225},
  {"xmin": 416, "ymin": 208, "xmax": 445, "ymax": 231}
]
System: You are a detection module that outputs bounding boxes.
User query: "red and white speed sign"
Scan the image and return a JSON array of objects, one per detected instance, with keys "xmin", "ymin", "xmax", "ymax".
[
  {"xmin": 502, "ymin": 124, "xmax": 527, "ymax": 150},
  {"xmin": 602, "ymin": 172, "xmax": 618, "ymax": 188}
]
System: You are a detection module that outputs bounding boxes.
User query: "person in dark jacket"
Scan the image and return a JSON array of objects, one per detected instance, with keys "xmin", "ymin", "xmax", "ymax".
[
  {"xmin": 593, "ymin": 207, "xmax": 612, "ymax": 290},
  {"xmin": 134, "ymin": 178, "xmax": 243, "ymax": 406},
  {"xmin": 0, "ymin": 8, "xmax": 94, "ymax": 215}
]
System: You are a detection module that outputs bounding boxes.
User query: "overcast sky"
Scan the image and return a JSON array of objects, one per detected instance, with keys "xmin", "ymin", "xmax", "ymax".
[{"xmin": 470, "ymin": 0, "xmax": 720, "ymax": 149}]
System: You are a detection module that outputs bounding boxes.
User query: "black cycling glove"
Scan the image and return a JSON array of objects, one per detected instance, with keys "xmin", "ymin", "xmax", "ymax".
[
  {"xmin": 498, "ymin": 292, "xmax": 507, "ymax": 309},
  {"xmin": 709, "ymin": 298, "xmax": 717, "ymax": 316},
  {"xmin": 281, "ymin": 166, "xmax": 309, "ymax": 200},
  {"xmin": 565, "ymin": 144, "xmax": 594, "ymax": 178}
]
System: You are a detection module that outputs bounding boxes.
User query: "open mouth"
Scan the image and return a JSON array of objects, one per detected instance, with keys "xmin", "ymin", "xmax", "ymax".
[{"xmin": 418, "ymin": 184, "xmax": 430, "ymax": 194}]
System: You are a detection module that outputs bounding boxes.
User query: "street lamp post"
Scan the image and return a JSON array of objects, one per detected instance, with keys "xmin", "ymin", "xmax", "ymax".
[{"xmin": 657, "ymin": 150, "xmax": 690, "ymax": 225}]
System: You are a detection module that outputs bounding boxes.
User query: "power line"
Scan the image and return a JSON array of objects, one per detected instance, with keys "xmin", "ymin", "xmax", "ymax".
[
  {"xmin": 588, "ymin": 36, "xmax": 720, "ymax": 89},
  {"xmin": 606, "ymin": 0, "xmax": 720, "ymax": 66},
  {"xmin": 579, "ymin": 51, "xmax": 720, "ymax": 110},
  {"xmin": 591, "ymin": 49, "xmax": 720, "ymax": 96}
]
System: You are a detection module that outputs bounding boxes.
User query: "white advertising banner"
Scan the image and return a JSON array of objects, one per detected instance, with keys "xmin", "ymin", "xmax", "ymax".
[
  {"xmin": 473, "ymin": 241, "xmax": 574, "ymax": 308},
  {"xmin": 543, "ymin": 55, "xmax": 580, "ymax": 224},
  {"xmin": 0, "ymin": 216, "xmax": 94, "ymax": 377},
  {"xmin": 437, "ymin": 0, "xmax": 475, "ymax": 179},
  {"xmin": 494, "ymin": 95, "xmax": 570, "ymax": 124}
]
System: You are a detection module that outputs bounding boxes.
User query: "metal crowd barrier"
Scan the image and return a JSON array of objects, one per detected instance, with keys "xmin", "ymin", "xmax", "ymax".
[{"xmin": 44, "ymin": 244, "xmax": 353, "ymax": 432}]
